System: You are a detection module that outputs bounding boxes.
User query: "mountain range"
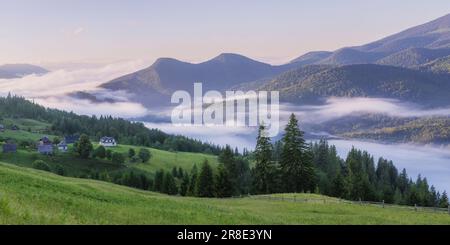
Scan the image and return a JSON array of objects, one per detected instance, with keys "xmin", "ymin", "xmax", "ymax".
[
  {"xmin": 0, "ymin": 64, "xmax": 48, "ymax": 79},
  {"xmin": 96, "ymin": 13, "xmax": 450, "ymax": 109}
]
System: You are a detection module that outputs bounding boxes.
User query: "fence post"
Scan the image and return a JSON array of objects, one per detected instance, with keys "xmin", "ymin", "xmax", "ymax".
[
  {"xmin": 414, "ymin": 204, "xmax": 417, "ymax": 212},
  {"xmin": 359, "ymin": 198, "xmax": 362, "ymax": 205},
  {"xmin": 382, "ymin": 200, "xmax": 385, "ymax": 208},
  {"xmin": 448, "ymin": 205, "xmax": 450, "ymax": 215},
  {"xmin": 294, "ymin": 196, "xmax": 296, "ymax": 202}
]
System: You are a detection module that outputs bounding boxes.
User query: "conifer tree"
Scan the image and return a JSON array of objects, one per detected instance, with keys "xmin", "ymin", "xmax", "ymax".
[
  {"xmin": 153, "ymin": 169, "xmax": 164, "ymax": 192},
  {"xmin": 252, "ymin": 124, "xmax": 276, "ymax": 194},
  {"xmin": 172, "ymin": 166, "xmax": 178, "ymax": 178},
  {"xmin": 280, "ymin": 114, "xmax": 316, "ymax": 193},
  {"xmin": 74, "ymin": 134, "xmax": 93, "ymax": 159},
  {"xmin": 331, "ymin": 172, "xmax": 346, "ymax": 198},
  {"xmin": 439, "ymin": 191, "xmax": 449, "ymax": 208},
  {"xmin": 196, "ymin": 160, "xmax": 215, "ymax": 197},
  {"xmin": 187, "ymin": 164, "xmax": 198, "ymax": 196},
  {"xmin": 215, "ymin": 164, "xmax": 233, "ymax": 198},
  {"xmin": 180, "ymin": 174, "xmax": 190, "ymax": 196},
  {"xmin": 162, "ymin": 172, "xmax": 178, "ymax": 195}
]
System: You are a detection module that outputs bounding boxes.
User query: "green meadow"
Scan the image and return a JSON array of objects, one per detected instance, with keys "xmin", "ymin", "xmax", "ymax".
[{"xmin": 1, "ymin": 162, "xmax": 450, "ymax": 224}]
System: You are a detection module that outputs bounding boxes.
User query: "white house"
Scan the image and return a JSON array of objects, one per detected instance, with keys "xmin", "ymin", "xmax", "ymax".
[
  {"xmin": 99, "ymin": 136, "xmax": 117, "ymax": 147},
  {"xmin": 57, "ymin": 141, "xmax": 68, "ymax": 152}
]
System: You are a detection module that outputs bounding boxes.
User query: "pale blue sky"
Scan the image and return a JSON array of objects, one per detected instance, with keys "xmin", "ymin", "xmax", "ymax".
[{"xmin": 1, "ymin": 0, "xmax": 450, "ymax": 65}]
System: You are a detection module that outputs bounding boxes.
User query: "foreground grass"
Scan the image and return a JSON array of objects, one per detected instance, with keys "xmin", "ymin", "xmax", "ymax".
[{"xmin": 1, "ymin": 162, "xmax": 450, "ymax": 224}]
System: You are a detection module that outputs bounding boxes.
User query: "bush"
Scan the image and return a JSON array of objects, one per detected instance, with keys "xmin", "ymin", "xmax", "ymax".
[
  {"xmin": 52, "ymin": 164, "xmax": 65, "ymax": 176},
  {"xmin": 138, "ymin": 148, "xmax": 152, "ymax": 163},
  {"xmin": 94, "ymin": 145, "xmax": 106, "ymax": 159},
  {"xmin": 128, "ymin": 148, "xmax": 136, "ymax": 158},
  {"xmin": 111, "ymin": 152, "xmax": 125, "ymax": 165},
  {"xmin": 32, "ymin": 160, "xmax": 50, "ymax": 172},
  {"xmin": 106, "ymin": 149, "xmax": 112, "ymax": 160}
]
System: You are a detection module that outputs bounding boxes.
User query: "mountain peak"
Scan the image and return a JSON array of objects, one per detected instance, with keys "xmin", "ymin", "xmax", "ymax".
[{"xmin": 209, "ymin": 53, "xmax": 262, "ymax": 64}]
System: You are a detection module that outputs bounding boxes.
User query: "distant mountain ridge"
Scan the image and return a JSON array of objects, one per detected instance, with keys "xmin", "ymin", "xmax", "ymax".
[
  {"xmin": 101, "ymin": 53, "xmax": 299, "ymax": 106},
  {"xmin": 291, "ymin": 13, "xmax": 450, "ymax": 66},
  {"xmin": 97, "ymin": 13, "xmax": 450, "ymax": 108},
  {"xmin": 0, "ymin": 64, "xmax": 48, "ymax": 79}
]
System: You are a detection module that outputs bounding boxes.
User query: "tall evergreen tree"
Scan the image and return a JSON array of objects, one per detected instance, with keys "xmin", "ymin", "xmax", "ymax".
[
  {"xmin": 196, "ymin": 160, "xmax": 215, "ymax": 197},
  {"xmin": 187, "ymin": 164, "xmax": 198, "ymax": 196},
  {"xmin": 252, "ymin": 124, "xmax": 277, "ymax": 194},
  {"xmin": 74, "ymin": 134, "xmax": 93, "ymax": 159},
  {"xmin": 153, "ymin": 169, "xmax": 164, "ymax": 192},
  {"xmin": 215, "ymin": 164, "xmax": 233, "ymax": 197},
  {"xmin": 439, "ymin": 191, "xmax": 449, "ymax": 208},
  {"xmin": 180, "ymin": 174, "xmax": 190, "ymax": 196},
  {"xmin": 330, "ymin": 172, "xmax": 346, "ymax": 198},
  {"xmin": 162, "ymin": 172, "xmax": 178, "ymax": 195},
  {"xmin": 280, "ymin": 114, "xmax": 316, "ymax": 193}
]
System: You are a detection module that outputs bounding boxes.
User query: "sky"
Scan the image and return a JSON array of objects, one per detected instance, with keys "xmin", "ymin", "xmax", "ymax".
[{"xmin": 1, "ymin": 0, "xmax": 450, "ymax": 67}]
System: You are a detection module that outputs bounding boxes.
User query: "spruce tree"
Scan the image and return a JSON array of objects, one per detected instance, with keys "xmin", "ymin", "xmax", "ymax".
[
  {"xmin": 74, "ymin": 134, "xmax": 93, "ymax": 159},
  {"xmin": 218, "ymin": 145, "xmax": 238, "ymax": 194},
  {"xmin": 196, "ymin": 160, "xmax": 215, "ymax": 197},
  {"xmin": 330, "ymin": 172, "xmax": 346, "ymax": 198},
  {"xmin": 187, "ymin": 164, "xmax": 198, "ymax": 196},
  {"xmin": 153, "ymin": 169, "xmax": 164, "ymax": 192},
  {"xmin": 172, "ymin": 166, "xmax": 178, "ymax": 178},
  {"xmin": 439, "ymin": 191, "xmax": 449, "ymax": 208},
  {"xmin": 162, "ymin": 172, "xmax": 178, "ymax": 195},
  {"xmin": 215, "ymin": 164, "xmax": 233, "ymax": 198},
  {"xmin": 180, "ymin": 174, "xmax": 190, "ymax": 196},
  {"xmin": 252, "ymin": 124, "xmax": 276, "ymax": 194},
  {"xmin": 280, "ymin": 114, "xmax": 316, "ymax": 193}
]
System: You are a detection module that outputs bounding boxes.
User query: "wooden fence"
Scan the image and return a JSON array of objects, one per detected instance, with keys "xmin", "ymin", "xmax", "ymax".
[{"xmin": 249, "ymin": 195, "xmax": 450, "ymax": 215}]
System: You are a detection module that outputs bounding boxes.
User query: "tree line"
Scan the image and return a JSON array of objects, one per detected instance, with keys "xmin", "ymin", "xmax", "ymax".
[{"xmin": 248, "ymin": 113, "xmax": 448, "ymax": 208}]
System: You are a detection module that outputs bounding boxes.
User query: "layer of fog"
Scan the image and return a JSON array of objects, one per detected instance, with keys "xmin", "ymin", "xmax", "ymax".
[
  {"xmin": 0, "ymin": 60, "xmax": 150, "ymax": 117},
  {"xmin": 282, "ymin": 97, "xmax": 450, "ymax": 124}
]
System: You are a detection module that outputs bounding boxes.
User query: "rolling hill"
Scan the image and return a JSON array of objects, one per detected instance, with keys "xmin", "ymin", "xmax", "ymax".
[
  {"xmin": 258, "ymin": 64, "xmax": 450, "ymax": 106},
  {"xmin": 376, "ymin": 48, "xmax": 450, "ymax": 67},
  {"xmin": 1, "ymin": 162, "xmax": 449, "ymax": 224},
  {"xmin": 419, "ymin": 55, "xmax": 450, "ymax": 73},
  {"xmin": 0, "ymin": 64, "xmax": 48, "ymax": 79}
]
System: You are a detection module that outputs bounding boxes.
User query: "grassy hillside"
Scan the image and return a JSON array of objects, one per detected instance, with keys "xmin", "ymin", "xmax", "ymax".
[
  {"xmin": 1, "ymin": 162, "xmax": 449, "ymax": 225},
  {"xmin": 0, "ymin": 138, "xmax": 218, "ymax": 179},
  {"xmin": 0, "ymin": 117, "xmax": 218, "ymax": 176}
]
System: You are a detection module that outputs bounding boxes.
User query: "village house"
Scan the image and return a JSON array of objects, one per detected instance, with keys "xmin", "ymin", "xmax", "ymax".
[
  {"xmin": 57, "ymin": 141, "xmax": 68, "ymax": 152},
  {"xmin": 38, "ymin": 136, "xmax": 53, "ymax": 155},
  {"xmin": 0, "ymin": 124, "xmax": 4, "ymax": 132},
  {"xmin": 99, "ymin": 136, "xmax": 117, "ymax": 147},
  {"xmin": 11, "ymin": 125, "xmax": 19, "ymax": 131},
  {"xmin": 64, "ymin": 135, "xmax": 79, "ymax": 144},
  {"xmin": 2, "ymin": 140, "xmax": 17, "ymax": 153}
]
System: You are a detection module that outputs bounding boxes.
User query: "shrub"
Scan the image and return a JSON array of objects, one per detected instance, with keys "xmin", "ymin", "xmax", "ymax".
[
  {"xmin": 32, "ymin": 160, "xmax": 50, "ymax": 172},
  {"xmin": 111, "ymin": 152, "xmax": 125, "ymax": 165},
  {"xmin": 138, "ymin": 148, "xmax": 152, "ymax": 163}
]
